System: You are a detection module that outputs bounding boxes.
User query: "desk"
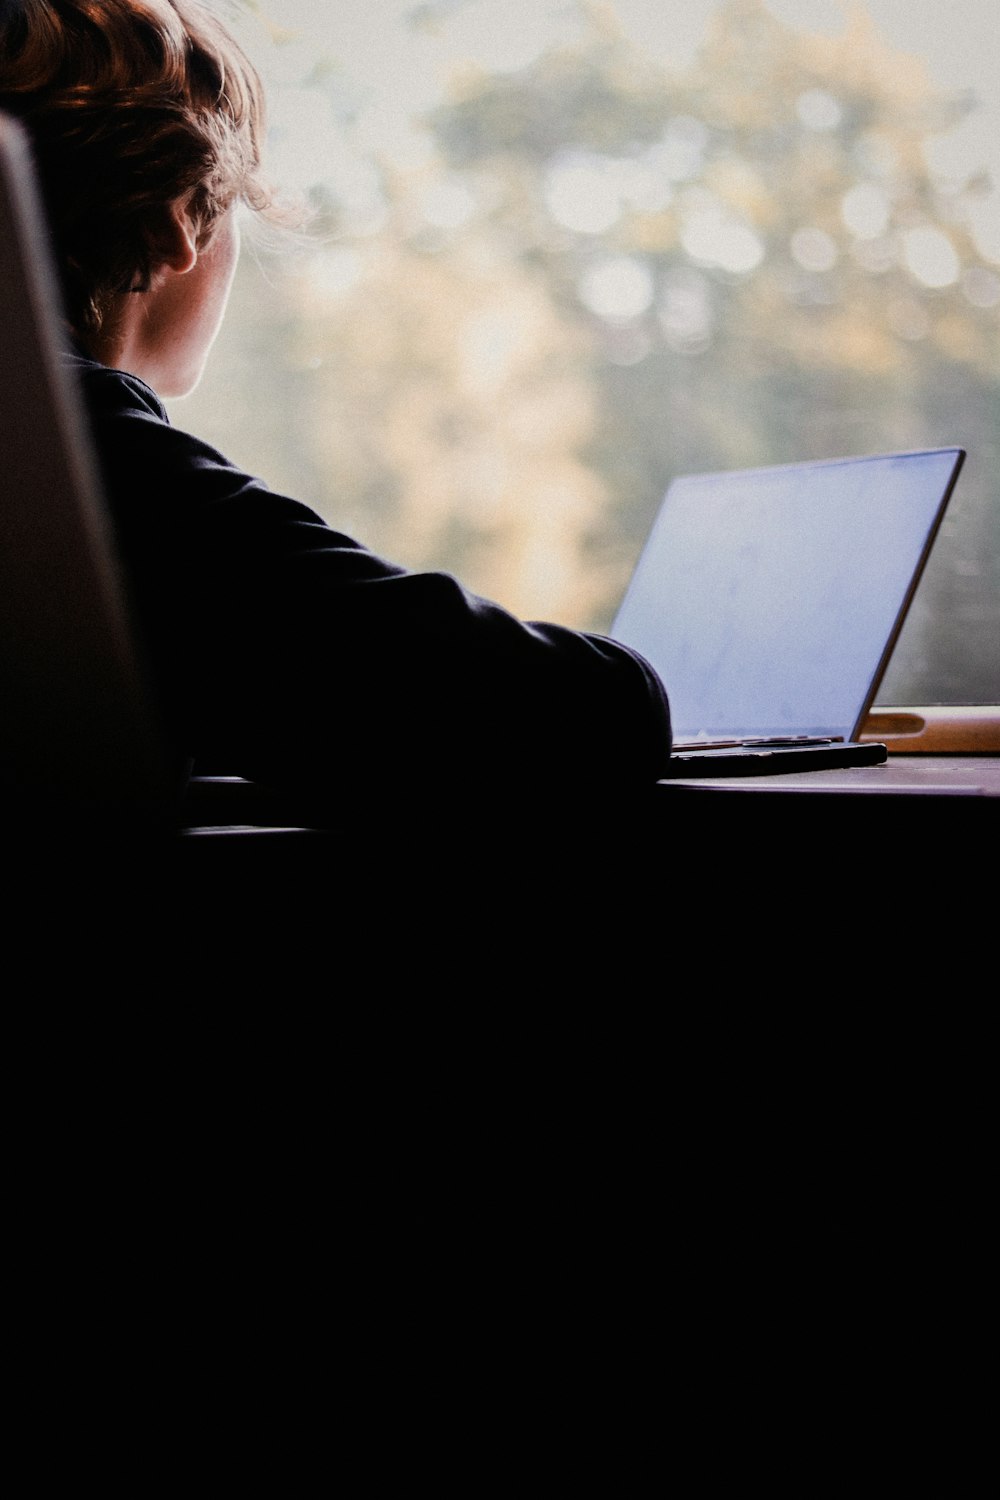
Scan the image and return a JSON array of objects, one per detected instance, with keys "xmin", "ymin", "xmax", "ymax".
[
  {"xmin": 654, "ymin": 755, "xmax": 1000, "ymax": 800},
  {"xmin": 50, "ymin": 754, "xmax": 982, "ymax": 976},
  {"xmin": 171, "ymin": 755, "xmax": 999, "ymax": 915},
  {"xmin": 650, "ymin": 756, "xmax": 997, "ymax": 931}
]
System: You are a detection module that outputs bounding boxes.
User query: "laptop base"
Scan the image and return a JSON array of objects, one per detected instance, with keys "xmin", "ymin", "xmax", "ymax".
[{"xmin": 660, "ymin": 740, "xmax": 888, "ymax": 779}]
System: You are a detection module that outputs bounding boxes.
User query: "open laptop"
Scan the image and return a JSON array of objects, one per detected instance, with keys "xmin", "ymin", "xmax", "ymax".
[{"xmin": 611, "ymin": 448, "xmax": 965, "ymax": 778}]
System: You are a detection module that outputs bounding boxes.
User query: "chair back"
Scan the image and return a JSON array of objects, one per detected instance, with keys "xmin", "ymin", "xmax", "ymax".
[{"xmin": 0, "ymin": 113, "xmax": 184, "ymax": 827}]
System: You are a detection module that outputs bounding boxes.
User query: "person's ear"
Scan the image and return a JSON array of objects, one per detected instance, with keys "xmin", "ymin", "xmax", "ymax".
[{"xmin": 148, "ymin": 198, "xmax": 199, "ymax": 276}]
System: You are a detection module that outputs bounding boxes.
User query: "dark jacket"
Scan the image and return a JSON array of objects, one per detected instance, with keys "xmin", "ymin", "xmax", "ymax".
[{"xmin": 68, "ymin": 352, "xmax": 671, "ymax": 827}]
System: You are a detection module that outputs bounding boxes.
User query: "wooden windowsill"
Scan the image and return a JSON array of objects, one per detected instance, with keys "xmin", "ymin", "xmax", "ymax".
[{"xmin": 860, "ymin": 705, "xmax": 1000, "ymax": 753}]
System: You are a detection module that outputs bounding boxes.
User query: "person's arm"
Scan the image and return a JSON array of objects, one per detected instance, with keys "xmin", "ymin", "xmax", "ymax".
[{"xmin": 73, "ymin": 357, "xmax": 671, "ymax": 820}]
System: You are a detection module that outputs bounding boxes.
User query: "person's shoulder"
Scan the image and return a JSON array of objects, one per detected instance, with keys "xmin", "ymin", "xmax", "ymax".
[
  {"xmin": 62, "ymin": 348, "xmax": 168, "ymax": 423},
  {"xmin": 61, "ymin": 346, "xmax": 342, "ymax": 543}
]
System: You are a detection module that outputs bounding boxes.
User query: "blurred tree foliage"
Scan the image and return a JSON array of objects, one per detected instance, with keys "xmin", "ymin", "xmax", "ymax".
[{"xmin": 180, "ymin": 0, "xmax": 999, "ymax": 700}]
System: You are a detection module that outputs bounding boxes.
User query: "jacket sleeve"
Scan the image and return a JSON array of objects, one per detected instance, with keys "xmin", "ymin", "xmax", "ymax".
[{"xmin": 74, "ymin": 359, "xmax": 672, "ymax": 816}]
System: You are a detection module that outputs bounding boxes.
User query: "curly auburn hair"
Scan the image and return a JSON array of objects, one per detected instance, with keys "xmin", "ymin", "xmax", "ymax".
[{"xmin": 0, "ymin": 0, "xmax": 271, "ymax": 338}]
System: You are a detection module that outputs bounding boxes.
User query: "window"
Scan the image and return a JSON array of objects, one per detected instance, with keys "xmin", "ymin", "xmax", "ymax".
[{"xmin": 174, "ymin": 0, "xmax": 999, "ymax": 711}]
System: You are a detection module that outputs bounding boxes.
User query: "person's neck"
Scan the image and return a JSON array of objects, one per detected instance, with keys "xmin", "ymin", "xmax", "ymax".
[{"xmin": 85, "ymin": 295, "xmax": 144, "ymax": 377}]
